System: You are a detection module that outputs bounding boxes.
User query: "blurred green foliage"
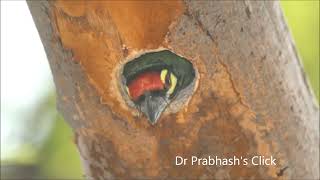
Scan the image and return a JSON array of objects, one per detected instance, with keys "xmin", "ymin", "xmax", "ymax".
[
  {"xmin": 281, "ymin": 1, "xmax": 319, "ymax": 101},
  {"xmin": 38, "ymin": 116, "xmax": 83, "ymax": 179}
]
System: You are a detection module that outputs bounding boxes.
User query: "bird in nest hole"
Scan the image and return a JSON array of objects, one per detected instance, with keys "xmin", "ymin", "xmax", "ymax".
[{"xmin": 123, "ymin": 50, "xmax": 195, "ymax": 125}]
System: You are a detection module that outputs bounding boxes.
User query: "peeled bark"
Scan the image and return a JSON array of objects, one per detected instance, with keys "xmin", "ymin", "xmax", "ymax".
[{"xmin": 28, "ymin": 1, "xmax": 319, "ymax": 179}]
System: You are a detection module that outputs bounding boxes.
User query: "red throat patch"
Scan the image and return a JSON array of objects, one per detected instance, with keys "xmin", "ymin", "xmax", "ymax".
[{"xmin": 127, "ymin": 71, "xmax": 164, "ymax": 101}]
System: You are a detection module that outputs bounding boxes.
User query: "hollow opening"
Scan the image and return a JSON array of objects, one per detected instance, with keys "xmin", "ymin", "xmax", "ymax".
[{"xmin": 121, "ymin": 50, "xmax": 196, "ymax": 123}]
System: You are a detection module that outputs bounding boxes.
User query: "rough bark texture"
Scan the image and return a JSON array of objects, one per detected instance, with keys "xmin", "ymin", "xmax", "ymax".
[{"xmin": 28, "ymin": 1, "xmax": 319, "ymax": 179}]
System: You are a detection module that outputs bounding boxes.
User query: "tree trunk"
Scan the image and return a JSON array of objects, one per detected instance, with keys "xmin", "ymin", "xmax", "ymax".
[{"xmin": 28, "ymin": 1, "xmax": 319, "ymax": 179}]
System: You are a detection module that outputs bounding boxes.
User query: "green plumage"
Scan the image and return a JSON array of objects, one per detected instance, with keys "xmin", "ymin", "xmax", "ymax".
[{"xmin": 123, "ymin": 50, "xmax": 195, "ymax": 97}]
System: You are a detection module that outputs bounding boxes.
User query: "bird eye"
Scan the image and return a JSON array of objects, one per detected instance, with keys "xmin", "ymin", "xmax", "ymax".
[
  {"xmin": 165, "ymin": 72, "xmax": 171, "ymax": 85},
  {"xmin": 161, "ymin": 69, "xmax": 177, "ymax": 94}
]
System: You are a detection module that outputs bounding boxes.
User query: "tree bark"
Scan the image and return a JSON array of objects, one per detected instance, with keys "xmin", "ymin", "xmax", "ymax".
[{"xmin": 28, "ymin": 1, "xmax": 319, "ymax": 179}]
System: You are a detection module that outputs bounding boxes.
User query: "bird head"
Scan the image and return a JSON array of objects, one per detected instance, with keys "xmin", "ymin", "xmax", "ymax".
[
  {"xmin": 126, "ymin": 69, "xmax": 177, "ymax": 124},
  {"xmin": 123, "ymin": 50, "xmax": 195, "ymax": 124}
]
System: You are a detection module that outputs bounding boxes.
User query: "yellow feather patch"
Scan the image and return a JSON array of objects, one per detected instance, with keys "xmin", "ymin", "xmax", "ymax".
[
  {"xmin": 168, "ymin": 73, "xmax": 177, "ymax": 95},
  {"xmin": 160, "ymin": 69, "xmax": 168, "ymax": 84}
]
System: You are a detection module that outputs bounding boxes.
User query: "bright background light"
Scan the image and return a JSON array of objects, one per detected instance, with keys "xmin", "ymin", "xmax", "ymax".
[{"xmin": 1, "ymin": 0, "xmax": 53, "ymax": 161}]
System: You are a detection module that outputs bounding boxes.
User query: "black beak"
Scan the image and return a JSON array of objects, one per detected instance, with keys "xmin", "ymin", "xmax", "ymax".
[{"xmin": 138, "ymin": 92, "xmax": 169, "ymax": 124}]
